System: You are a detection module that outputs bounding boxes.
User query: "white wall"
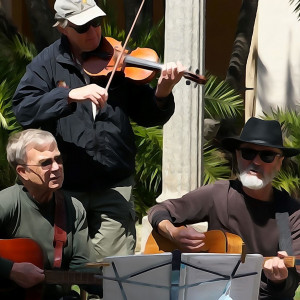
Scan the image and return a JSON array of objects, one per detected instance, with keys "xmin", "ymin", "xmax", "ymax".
[{"xmin": 255, "ymin": 0, "xmax": 300, "ymax": 117}]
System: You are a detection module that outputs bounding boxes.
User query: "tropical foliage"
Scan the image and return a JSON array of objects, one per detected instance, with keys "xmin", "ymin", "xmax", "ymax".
[
  {"xmin": 264, "ymin": 109, "xmax": 300, "ymax": 197},
  {"xmin": 290, "ymin": 0, "xmax": 300, "ymax": 18},
  {"xmin": 0, "ymin": 14, "xmax": 32, "ymax": 189}
]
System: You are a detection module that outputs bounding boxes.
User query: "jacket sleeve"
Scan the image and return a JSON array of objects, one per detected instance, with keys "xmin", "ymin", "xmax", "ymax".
[
  {"xmin": 12, "ymin": 51, "xmax": 76, "ymax": 128},
  {"xmin": 148, "ymin": 183, "xmax": 216, "ymax": 230},
  {"xmin": 124, "ymin": 78, "xmax": 175, "ymax": 127},
  {"xmin": 0, "ymin": 257, "xmax": 14, "ymax": 279}
]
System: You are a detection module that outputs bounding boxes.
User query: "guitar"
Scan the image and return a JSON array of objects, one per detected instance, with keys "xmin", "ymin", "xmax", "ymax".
[
  {"xmin": 0, "ymin": 238, "xmax": 105, "ymax": 300},
  {"xmin": 144, "ymin": 228, "xmax": 298, "ymax": 268}
]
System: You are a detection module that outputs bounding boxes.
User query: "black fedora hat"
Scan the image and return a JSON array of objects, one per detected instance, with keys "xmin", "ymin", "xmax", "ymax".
[{"xmin": 221, "ymin": 117, "xmax": 300, "ymax": 157}]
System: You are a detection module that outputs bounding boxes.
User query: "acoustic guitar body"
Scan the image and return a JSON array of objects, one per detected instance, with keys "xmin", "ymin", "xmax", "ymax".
[
  {"xmin": 0, "ymin": 238, "xmax": 44, "ymax": 300},
  {"xmin": 143, "ymin": 229, "xmax": 244, "ymax": 254}
]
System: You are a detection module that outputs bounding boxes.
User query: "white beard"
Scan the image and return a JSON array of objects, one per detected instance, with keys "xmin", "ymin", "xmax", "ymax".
[
  {"xmin": 238, "ymin": 172, "xmax": 265, "ymax": 190},
  {"xmin": 238, "ymin": 164, "xmax": 277, "ymax": 190}
]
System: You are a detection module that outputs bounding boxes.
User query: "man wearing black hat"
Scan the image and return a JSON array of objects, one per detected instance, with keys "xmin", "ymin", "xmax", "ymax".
[{"xmin": 148, "ymin": 117, "xmax": 300, "ymax": 300}]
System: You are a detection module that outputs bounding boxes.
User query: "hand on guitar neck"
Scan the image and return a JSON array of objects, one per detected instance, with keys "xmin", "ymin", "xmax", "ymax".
[{"xmin": 263, "ymin": 251, "xmax": 289, "ymax": 284}]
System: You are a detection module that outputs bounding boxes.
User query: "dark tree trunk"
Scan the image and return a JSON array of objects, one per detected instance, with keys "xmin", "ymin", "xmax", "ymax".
[
  {"xmin": 123, "ymin": 0, "xmax": 153, "ymax": 40},
  {"xmin": 24, "ymin": 0, "xmax": 60, "ymax": 52},
  {"xmin": 226, "ymin": 0, "xmax": 259, "ymax": 94}
]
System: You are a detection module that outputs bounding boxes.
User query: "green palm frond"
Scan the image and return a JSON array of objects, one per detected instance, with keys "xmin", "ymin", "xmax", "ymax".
[
  {"xmin": 273, "ymin": 167, "xmax": 300, "ymax": 197},
  {"xmin": 203, "ymin": 142, "xmax": 231, "ymax": 185},
  {"xmin": 263, "ymin": 109, "xmax": 300, "ymax": 196},
  {"xmin": 132, "ymin": 123, "xmax": 163, "ymax": 193},
  {"xmin": 0, "ymin": 81, "xmax": 20, "ymax": 189},
  {"xmin": 264, "ymin": 108, "xmax": 300, "ymax": 149},
  {"xmin": 0, "ymin": 32, "xmax": 36, "ymax": 85},
  {"xmin": 204, "ymin": 73, "xmax": 244, "ymax": 120},
  {"xmin": 0, "ymin": 81, "xmax": 22, "ymax": 132},
  {"xmin": 290, "ymin": 0, "xmax": 300, "ymax": 19}
]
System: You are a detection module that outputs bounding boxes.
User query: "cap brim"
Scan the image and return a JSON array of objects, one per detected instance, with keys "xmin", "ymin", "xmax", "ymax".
[
  {"xmin": 221, "ymin": 137, "xmax": 300, "ymax": 157},
  {"xmin": 67, "ymin": 5, "xmax": 106, "ymax": 25}
]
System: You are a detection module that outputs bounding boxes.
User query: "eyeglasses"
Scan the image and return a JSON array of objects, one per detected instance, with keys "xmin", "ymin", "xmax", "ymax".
[
  {"xmin": 239, "ymin": 148, "xmax": 282, "ymax": 163},
  {"xmin": 68, "ymin": 17, "xmax": 102, "ymax": 34},
  {"xmin": 21, "ymin": 155, "xmax": 63, "ymax": 170}
]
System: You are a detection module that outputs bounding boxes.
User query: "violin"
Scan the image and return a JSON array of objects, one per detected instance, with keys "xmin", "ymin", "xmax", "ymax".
[{"xmin": 83, "ymin": 36, "xmax": 206, "ymax": 86}]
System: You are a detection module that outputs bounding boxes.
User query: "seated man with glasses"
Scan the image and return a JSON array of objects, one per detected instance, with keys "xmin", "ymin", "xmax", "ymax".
[
  {"xmin": 0, "ymin": 129, "xmax": 100, "ymax": 300},
  {"xmin": 148, "ymin": 117, "xmax": 300, "ymax": 300}
]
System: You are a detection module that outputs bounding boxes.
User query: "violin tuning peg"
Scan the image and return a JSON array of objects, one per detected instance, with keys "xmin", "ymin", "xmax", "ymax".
[
  {"xmin": 186, "ymin": 80, "xmax": 191, "ymax": 86},
  {"xmin": 188, "ymin": 66, "xmax": 192, "ymax": 71},
  {"xmin": 195, "ymin": 69, "xmax": 200, "ymax": 75}
]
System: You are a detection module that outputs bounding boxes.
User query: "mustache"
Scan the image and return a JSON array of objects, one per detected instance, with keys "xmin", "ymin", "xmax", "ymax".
[{"xmin": 245, "ymin": 164, "xmax": 262, "ymax": 173}]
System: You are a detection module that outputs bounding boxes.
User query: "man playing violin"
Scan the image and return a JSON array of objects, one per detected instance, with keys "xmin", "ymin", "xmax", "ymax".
[
  {"xmin": 148, "ymin": 117, "xmax": 300, "ymax": 300},
  {"xmin": 12, "ymin": 0, "xmax": 185, "ymax": 265}
]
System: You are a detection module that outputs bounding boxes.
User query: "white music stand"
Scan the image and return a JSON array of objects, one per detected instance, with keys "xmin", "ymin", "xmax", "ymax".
[{"xmin": 102, "ymin": 252, "xmax": 263, "ymax": 300}]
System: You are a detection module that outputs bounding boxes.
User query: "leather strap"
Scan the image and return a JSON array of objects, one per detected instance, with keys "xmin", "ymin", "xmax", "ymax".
[
  {"xmin": 53, "ymin": 190, "xmax": 67, "ymax": 268},
  {"xmin": 275, "ymin": 212, "xmax": 293, "ymax": 256}
]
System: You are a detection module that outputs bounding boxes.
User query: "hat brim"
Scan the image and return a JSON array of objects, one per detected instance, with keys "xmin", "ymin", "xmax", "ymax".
[
  {"xmin": 67, "ymin": 5, "xmax": 106, "ymax": 25},
  {"xmin": 221, "ymin": 137, "xmax": 300, "ymax": 157}
]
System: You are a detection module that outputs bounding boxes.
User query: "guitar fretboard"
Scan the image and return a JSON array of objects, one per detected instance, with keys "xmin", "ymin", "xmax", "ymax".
[{"xmin": 45, "ymin": 270, "xmax": 102, "ymax": 285}]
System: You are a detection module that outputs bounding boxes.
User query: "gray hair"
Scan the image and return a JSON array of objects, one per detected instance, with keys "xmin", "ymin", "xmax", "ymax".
[{"xmin": 7, "ymin": 129, "xmax": 57, "ymax": 168}]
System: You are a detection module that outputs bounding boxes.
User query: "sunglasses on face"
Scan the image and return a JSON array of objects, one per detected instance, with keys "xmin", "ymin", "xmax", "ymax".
[
  {"xmin": 68, "ymin": 17, "xmax": 102, "ymax": 34},
  {"xmin": 239, "ymin": 148, "xmax": 282, "ymax": 163},
  {"xmin": 22, "ymin": 155, "xmax": 63, "ymax": 170}
]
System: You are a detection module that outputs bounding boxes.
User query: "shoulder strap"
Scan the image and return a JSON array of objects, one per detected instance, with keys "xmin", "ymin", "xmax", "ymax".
[
  {"xmin": 275, "ymin": 190, "xmax": 293, "ymax": 256},
  {"xmin": 53, "ymin": 190, "xmax": 67, "ymax": 269},
  {"xmin": 275, "ymin": 212, "xmax": 293, "ymax": 256}
]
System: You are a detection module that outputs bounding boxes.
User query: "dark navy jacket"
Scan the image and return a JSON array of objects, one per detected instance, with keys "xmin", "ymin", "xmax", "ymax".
[{"xmin": 12, "ymin": 36, "xmax": 175, "ymax": 191}]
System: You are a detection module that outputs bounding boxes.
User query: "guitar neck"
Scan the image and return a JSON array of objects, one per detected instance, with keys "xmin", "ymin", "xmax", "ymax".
[
  {"xmin": 44, "ymin": 270, "xmax": 102, "ymax": 285},
  {"xmin": 263, "ymin": 256, "xmax": 300, "ymax": 268}
]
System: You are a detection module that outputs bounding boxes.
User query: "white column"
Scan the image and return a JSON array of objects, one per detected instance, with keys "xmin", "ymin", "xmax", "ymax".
[
  {"xmin": 140, "ymin": 0, "xmax": 207, "ymax": 253},
  {"xmin": 157, "ymin": 0, "xmax": 206, "ymax": 202}
]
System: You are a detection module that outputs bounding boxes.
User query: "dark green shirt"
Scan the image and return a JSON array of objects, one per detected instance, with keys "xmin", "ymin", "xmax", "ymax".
[{"xmin": 0, "ymin": 183, "xmax": 95, "ymax": 298}]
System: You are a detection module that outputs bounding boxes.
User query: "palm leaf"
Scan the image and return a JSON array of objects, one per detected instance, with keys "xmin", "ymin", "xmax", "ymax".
[
  {"xmin": 204, "ymin": 73, "xmax": 244, "ymax": 120},
  {"xmin": 273, "ymin": 167, "xmax": 300, "ymax": 197},
  {"xmin": 132, "ymin": 123, "xmax": 163, "ymax": 193},
  {"xmin": 290, "ymin": 0, "xmax": 300, "ymax": 19},
  {"xmin": 203, "ymin": 142, "xmax": 231, "ymax": 185},
  {"xmin": 0, "ymin": 81, "xmax": 22, "ymax": 132},
  {"xmin": 263, "ymin": 109, "xmax": 300, "ymax": 196}
]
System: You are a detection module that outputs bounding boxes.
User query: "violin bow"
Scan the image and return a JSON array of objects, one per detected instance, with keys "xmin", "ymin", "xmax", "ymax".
[{"xmin": 105, "ymin": 0, "xmax": 146, "ymax": 91}]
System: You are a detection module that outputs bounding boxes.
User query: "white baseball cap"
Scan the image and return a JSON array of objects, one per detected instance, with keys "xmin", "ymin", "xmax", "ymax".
[{"xmin": 54, "ymin": 0, "xmax": 106, "ymax": 25}]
